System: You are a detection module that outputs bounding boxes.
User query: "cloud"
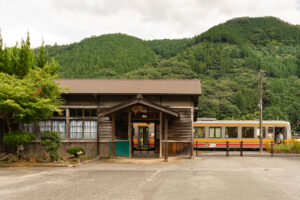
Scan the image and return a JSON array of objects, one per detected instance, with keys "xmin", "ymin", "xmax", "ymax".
[{"xmin": 0, "ymin": 0, "xmax": 299, "ymax": 47}]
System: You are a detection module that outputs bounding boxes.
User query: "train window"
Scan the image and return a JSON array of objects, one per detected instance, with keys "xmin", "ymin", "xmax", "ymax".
[
  {"xmin": 194, "ymin": 127, "xmax": 205, "ymax": 138},
  {"xmin": 226, "ymin": 127, "xmax": 238, "ymax": 138},
  {"xmin": 242, "ymin": 127, "xmax": 254, "ymax": 138},
  {"xmin": 257, "ymin": 127, "xmax": 266, "ymax": 138},
  {"xmin": 209, "ymin": 127, "xmax": 221, "ymax": 138},
  {"xmin": 268, "ymin": 127, "xmax": 274, "ymax": 133}
]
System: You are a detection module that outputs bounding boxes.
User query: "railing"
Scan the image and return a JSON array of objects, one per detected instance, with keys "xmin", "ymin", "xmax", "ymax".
[{"xmin": 195, "ymin": 141, "xmax": 277, "ymax": 157}]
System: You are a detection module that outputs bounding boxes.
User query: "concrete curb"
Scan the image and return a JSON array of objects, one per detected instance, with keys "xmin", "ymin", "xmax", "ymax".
[{"xmin": 0, "ymin": 158, "xmax": 98, "ymax": 168}]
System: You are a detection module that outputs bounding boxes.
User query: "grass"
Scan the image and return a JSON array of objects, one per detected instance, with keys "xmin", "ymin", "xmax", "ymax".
[{"xmin": 265, "ymin": 139, "xmax": 300, "ymax": 153}]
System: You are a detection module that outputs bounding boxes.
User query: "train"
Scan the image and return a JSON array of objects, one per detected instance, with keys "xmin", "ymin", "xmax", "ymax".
[
  {"xmin": 193, "ymin": 119, "xmax": 291, "ymax": 149},
  {"xmin": 133, "ymin": 120, "xmax": 291, "ymax": 150}
]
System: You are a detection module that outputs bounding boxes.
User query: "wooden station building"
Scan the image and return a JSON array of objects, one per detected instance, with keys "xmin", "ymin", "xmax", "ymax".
[{"xmin": 3, "ymin": 80, "xmax": 202, "ymax": 160}]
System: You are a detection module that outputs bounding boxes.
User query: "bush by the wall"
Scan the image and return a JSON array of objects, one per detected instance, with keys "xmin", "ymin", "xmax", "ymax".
[
  {"xmin": 67, "ymin": 147, "xmax": 85, "ymax": 158},
  {"xmin": 40, "ymin": 131, "xmax": 61, "ymax": 162},
  {"xmin": 3, "ymin": 131, "xmax": 36, "ymax": 156}
]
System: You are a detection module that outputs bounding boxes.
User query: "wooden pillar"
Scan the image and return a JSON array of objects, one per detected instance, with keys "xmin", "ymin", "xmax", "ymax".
[
  {"xmin": 111, "ymin": 113, "xmax": 115, "ymax": 159},
  {"xmin": 128, "ymin": 111, "xmax": 132, "ymax": 158},
  {"xmin": 191, "ymin": 109, "xmax": 194, "ymax": 159},
  {"xmin": 97, "ymin": 107, "xmax": 100, "ymax": 158},
  {"xmin": 66, "ymin": 108, "xmax": 70, "ymax": 139},
  {"xmin": 159, "ymin": 112, "xmax": 163, "ymax": 158},
  {"xmin": 164, "ymin": 117, "xmax": 168, "ymax": 162}
]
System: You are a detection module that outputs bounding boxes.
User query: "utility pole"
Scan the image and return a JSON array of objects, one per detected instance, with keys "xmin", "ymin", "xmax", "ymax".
[{"xmin": 259, "ymin": 69, "xmax": 265, "ymax": 153}]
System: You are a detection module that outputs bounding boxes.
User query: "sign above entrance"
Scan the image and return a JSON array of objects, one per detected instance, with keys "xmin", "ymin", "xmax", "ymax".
[{"xmin": 131, "ymin": 105, "xmax": 148, "ymax": 115}]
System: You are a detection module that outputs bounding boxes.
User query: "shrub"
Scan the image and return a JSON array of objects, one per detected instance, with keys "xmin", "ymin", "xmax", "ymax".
[
  {"xmin": 267, "ymin": 139, "xmax": 300, "ymax": 153},
  {"xmin": 3, "ymin": 131, "xmax": 36, "ymax": 156},
  {"xmin": 67, "ymin": 147, "xmax": 85, "ymax": 158},
  {"xmin": 40, "ymin": 131, "xmax": 61, "ymax": 162}
]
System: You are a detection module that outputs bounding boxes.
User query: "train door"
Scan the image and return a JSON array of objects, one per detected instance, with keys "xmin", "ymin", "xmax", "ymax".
[
  {"xmin": 275, "ymin": 127, "xmax": 285, "ymax": 143},
  {"xmin": 138, "ymin": 126, "xmax": 149, "ymax": 149}
]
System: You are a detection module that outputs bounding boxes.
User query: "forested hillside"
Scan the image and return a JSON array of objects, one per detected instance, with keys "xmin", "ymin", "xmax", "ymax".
[{"xmin": 42, "ymin": 16, "xmax": 300, "ymax": 131}]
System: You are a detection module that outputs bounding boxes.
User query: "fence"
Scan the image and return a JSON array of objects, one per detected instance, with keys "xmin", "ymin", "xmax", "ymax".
[{"xmin": 195, "ymin": 141, "xmax": 300, "ymax": 157}]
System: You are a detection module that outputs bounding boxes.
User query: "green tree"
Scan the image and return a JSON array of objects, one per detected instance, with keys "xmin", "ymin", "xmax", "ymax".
[{"xmin": 0, "ymin": 33, "xmax": 62, "ymax": 132}]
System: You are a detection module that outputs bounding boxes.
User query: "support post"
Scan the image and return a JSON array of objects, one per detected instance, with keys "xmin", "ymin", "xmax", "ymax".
[
  {"xmin": 196, "ymin": 141, "xmax": 198, "ymax": 157},
  {"xmin": 97, "ymin": 106, "xmax": 100, "ymax": 158},
  {"xmin": 159, "ymin": 112, "xmax": 163, "ymax": 158},
  {"xmin": 259, "ymin": 69, "xmax": 265, "ymax": 153},
  {"xmin": 128, "ymin": 111, "xmax": 132, "ymax": 158},
  {"xmin": 66, "ymin": 108, "xmax": 70, "ymax": 140},
  {"xmin": 111, "ymin": 114, "xmax": 115, "ymax": 159},
  {"xmin": 271, "ymin": 141, "xmax": 274, "ymax": 157},
  {"xmin": 164, "ymin": 117, "xmax": 168, "ymax": 162},
  {"xmin": 226, "ymin": 141, "xmax": 229, "ymax": 156},
  {"xmin": 240, "ymin": 141, "xmax": 243, "ymax": 156}
]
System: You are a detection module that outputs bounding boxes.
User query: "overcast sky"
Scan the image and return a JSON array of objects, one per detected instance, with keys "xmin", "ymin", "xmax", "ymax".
[{"xmin": 0, "ymin": 0, "xmax": 300, "ymax": 47}]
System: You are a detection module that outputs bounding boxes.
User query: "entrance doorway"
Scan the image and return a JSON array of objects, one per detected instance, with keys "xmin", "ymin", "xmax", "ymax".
[
  {"xmin": 133, "ymin": 122, "xmax": 156, "ymax": 154},
  {"xmin": 138, "ymin": 126, "xmax": 149, "ymax": 149}
]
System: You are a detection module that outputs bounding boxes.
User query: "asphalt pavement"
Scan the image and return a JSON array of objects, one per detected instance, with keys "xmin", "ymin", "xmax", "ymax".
[{"xmin": 1, "ymin": 156, "xmax": 300, "ymax": 200}]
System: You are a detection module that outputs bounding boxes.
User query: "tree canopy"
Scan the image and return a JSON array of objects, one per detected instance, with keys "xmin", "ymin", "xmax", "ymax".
[{"xmin": 0, "ymin": 33, "xmax": 62, "ymax": 131}]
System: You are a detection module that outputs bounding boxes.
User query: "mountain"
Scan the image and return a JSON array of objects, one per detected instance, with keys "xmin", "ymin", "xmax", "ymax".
[
  {"xmin": 41, "ymin": 16, "xmax": 300, "ymax": 131},
  {"xmin": 45, "ymin": 33, "xmax": 157, "ymax": 78}
]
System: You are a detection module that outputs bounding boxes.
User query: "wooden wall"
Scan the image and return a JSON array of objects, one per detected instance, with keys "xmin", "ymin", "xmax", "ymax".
[
  {"xmin": 165, "ymin": 108, "xmax": 192, "ymax": 142},
  {"xmin": 24, "ymin": 142, "xmax": 98, "ymax": 157}
]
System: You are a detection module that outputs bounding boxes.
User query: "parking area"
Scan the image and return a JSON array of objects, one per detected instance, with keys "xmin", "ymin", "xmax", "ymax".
[{"xmin": 1, "ymin": 156, "xmax": 300, "ymax": 200}]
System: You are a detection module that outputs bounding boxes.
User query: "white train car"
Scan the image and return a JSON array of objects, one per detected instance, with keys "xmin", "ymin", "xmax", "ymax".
[{"xmin": 193, "ymin": 120, "xmax": 291, "ymax": 149}]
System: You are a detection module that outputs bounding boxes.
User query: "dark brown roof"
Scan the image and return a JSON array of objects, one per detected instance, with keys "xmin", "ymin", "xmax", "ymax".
[{"xmin": 57, "ymin": 79, "xmax": 201, "ymax": 95}]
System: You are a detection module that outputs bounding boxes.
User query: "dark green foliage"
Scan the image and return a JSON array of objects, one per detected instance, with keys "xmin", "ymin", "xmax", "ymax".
[
  {"xmin": 67, "ymin": 147, "xmax": 85, "ymax": 158},
  {"xmin": 0, "ymin": 33, "xmax": 62, "ymax": 132},
  {"xmin": 147, "ymin": 38, "xmax": 194, "ymax": 59},
  {"xmin": 44, "ymin": 33, "xmax": 157, "ymax": 78},
  {"xmin": 195, "ymin": 16, "xmax": 300, "ymax": 46},
  {"xmin": 125, "ymin": 60, "xmax": 197, "ymax": 79},
  {"xmin": 40, "ymin": 131, "xmax": 61, "ymax": 162},
  {"xmin": 3, "ymin": 131, "xmax": 36, "ymax": 155}
]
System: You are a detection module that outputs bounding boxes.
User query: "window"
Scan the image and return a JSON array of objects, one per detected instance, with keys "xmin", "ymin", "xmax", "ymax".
[
  {"xmin": 257, "ymin": 127, "xmax": 266, "ymax": 138},
  {"xmin": 242, "ymin": 127, "xmax": 254, "ymax": 138},
  {"xmin": 70, "ymin": 120, "xmax": 83, "ymax": 139},
  {"xmin": 84, "ymin": 109, "xmax": 97, "ymax": 117},
  {"xmin": 84, "ymin": 120, "xmax": 97, "ymax": 139},
  {"xmin": 53, "ymin": 120, "xmax": 66, "ymax": 139},
  {"xmin": 209, "ymin": 127, "xmax": 221, "ymax": 138},
  {"xmin": 39, "ymin": 121, "xmax": 51, "ymax": 138},
  {"xmin": 226, "ymin": 127, "xmax": 238, "ymax": 138},
  {"xmin": 268, "ymin": 127, "xmax": 274, "ymax": 133},
  {"xmin": 23, "ymin": 123, "xmax": 34, "ymax": 133},
  {"xmin": 194, "ymin": 127, "xmax": 205, "ymax": 138},
  {"xmin": 70, "ymin": 109, "xmax": 83, "ymax": 117}
]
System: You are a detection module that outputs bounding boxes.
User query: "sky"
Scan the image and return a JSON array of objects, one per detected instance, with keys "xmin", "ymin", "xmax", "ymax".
[{"xmin": 0, "ymin": 0, "xmax": 300, "ymax": 47}]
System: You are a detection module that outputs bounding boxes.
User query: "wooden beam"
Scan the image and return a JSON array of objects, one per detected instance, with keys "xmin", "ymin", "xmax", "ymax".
[
  {"xmin": 98, "ymin": 97, "xmax": 179, "ymax": 118},
  {"xmin": 111, "ymin": 113, "xmax": 115, "ymax": 159},
  {"xmin": 128, "ymin": 111, "xmax": 132, "ymax": 158},
  {"xmin": 164, "ymin": 116, "xmax": 168, "ymax": 162},
  {"xmin": 159, "ymin": 112, "xmax": 163, "ymax": 158}
]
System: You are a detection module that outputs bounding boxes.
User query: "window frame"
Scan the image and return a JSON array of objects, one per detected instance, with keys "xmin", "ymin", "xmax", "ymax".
[
  {"xmin": 209, "ymin": 127, "xmax": 221, "ymax": 138},
  {"xmin": 194, "ymin": 127, "xmax": 205, "ymax": 138},
  {"xmin": 242, "ymin": 127, "xmax": 255, "ymax": 138},
  {"xmin": 225, "ymin": 127, "xmax": 238, "ymax": 138}
]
